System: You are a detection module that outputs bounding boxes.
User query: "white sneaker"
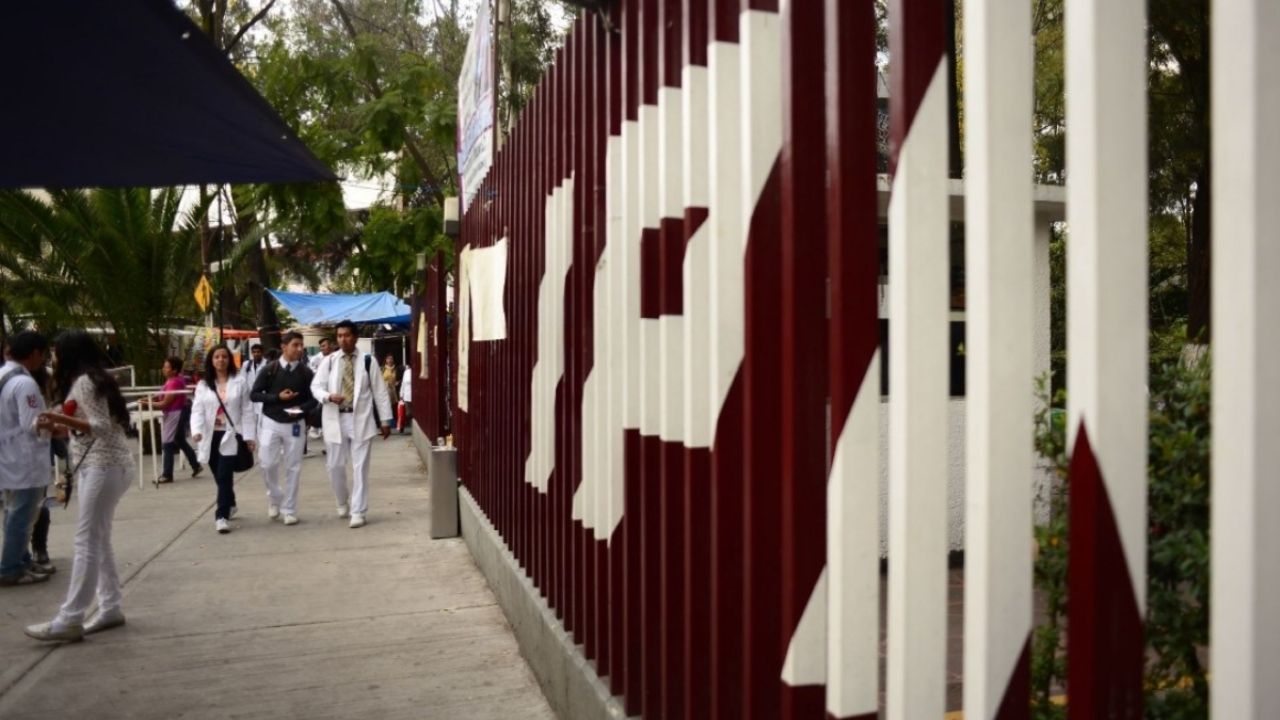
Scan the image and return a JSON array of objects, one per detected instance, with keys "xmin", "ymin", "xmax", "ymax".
[
  {"xmin": 349, "ymin": 513, "xmax": 366, "ymax": 529},
  {"xmin": 215, "ymin": 518, "xmax": 230, "ymax": 534},
  {"xmin": 283, "ymin": 514, "xmax": 299, "ymax": 526},
  {"xmin": 24, "ymin": 620, "xmax": 84, "ymax": 643},
  {"xmin": 267, "ymin": 505, "xmax": 280, "ymax": 520},
  {"xmin": 336, "ymin": 505, "xmax": 350, "ymax": 519},
  {"xmin": 84, "ymin": 608, "xmax": 126, "ymax": 635}
]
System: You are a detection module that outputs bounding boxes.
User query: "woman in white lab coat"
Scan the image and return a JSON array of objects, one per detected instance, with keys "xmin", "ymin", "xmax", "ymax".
[
  {"xmin": 398, "ymin": 363, "xmax": 412, "ymax": 434},
  {"xmin": 190, "ymin": 345, "xmax": 257, "ymax": 534}
]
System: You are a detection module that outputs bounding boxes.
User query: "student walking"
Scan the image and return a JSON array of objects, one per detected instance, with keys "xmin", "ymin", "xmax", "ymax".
[
  {"xmin": 25, "ymin": 331, "xmax": 135, "ymax": 641},
  {"xmin": 398, "ymin": 363, "xmax": 412, "ymax": 434},
  {"xmin": 153, "ymin": 356, "xmax": 201, "ymax": 484},
  {"xmin": 0, "ymin": 332, "xmax": 52, "ymax": 588},
  {"xmin": 382, "ymin": 354, "xmax": 400, "ymax": 408},
  {"xmin": 310, "ymin": 321, "xmax": 392, "ymax": 528},
  {"xmin": 241, "ymin": 343, "xmax": 266, "ymax": 429},
  {"xmin": 307, "ymin": 337, "xmax": 334, "ymax": 443},
  {"xmin": 190, "ymin": 345, "xmax": 257, "ymax": 534},
  {"xmin": 251, "ymin": 332, "xmax": 317, "ymax": 525}
]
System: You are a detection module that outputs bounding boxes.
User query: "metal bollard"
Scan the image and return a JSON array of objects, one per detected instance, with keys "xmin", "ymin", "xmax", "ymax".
[{"xmin": 428, "ymin": 446, "xmax": 459, "ymax": 538}]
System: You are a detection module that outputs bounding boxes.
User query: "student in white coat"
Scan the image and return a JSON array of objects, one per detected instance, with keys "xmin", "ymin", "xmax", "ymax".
[
  {"xmin": 190, "ymin": 345, "xmax": 257, "ymax": 534},
  {"xmin": 307, "ymin": 337, "xmax": 335, "ymax": 445},
  {"xmin": 309, "ymin": 320, "xmax": 392, "ymax": 528},
  {"xmin": 398, "ymin": 363, "xmax": 412, "ymax": 434},
  {"xmin": 240, "ymin": 343, "xmax": 266, "ymax": 430}
]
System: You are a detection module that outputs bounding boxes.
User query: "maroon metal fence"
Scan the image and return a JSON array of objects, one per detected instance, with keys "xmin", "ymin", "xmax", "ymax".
[{"xmin": 418, "ymin": 0, "xmax": 1280, "ymax": 717}]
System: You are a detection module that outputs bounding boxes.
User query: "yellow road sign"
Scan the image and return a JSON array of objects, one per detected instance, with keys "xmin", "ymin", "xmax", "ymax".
[{"xmin": 194, "ymin": 274, "xmax": 213, "ymax": 312}]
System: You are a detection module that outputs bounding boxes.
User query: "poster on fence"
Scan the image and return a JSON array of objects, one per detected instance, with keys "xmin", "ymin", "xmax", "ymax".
[
  {"xmin": 456, "ymin": 244, "xmax": 471, "ymax": 412},
  {"xmin": 468, "ymin": 237, "xmax": 508, "ymax": 342},
  {"xmin": 457, "ymin": 0, "xmax": 493, "ymax": 214}
]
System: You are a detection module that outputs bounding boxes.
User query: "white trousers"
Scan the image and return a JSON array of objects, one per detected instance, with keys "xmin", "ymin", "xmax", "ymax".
[
  {"xmin": 259, "ymin": 417, "xmax": 306, "ymax": 515},
  {"xmin": 326, "ymin": 413, "xmax": 373, "ymax": 515},
  {"xmin": 56, "ymin": 464, "xmax": 130, "ymax": 626}
]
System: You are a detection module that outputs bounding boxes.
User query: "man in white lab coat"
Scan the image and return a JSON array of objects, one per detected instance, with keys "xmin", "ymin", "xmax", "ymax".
[
  {"xmin": 240, "ymin": 343, "xmax": 266, "ymax": 430},
  {"xmin": 310, "ymin": 320, "xmax": 392, "ymax": 528},
  {"xmin": 307, "ymin": 337, "xmax": 334, "ymax": 443}
]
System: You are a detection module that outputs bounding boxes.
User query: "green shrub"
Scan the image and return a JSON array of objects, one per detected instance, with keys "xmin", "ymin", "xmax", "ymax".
[{"xmin": 1030, "ymin": 356, "xmax": 1210, "ymax": 719}]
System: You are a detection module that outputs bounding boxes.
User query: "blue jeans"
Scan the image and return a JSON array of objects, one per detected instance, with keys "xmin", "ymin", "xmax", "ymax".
[{"xmin": 2, "ymin": 487, "xmax": 44, "ymax": 577}]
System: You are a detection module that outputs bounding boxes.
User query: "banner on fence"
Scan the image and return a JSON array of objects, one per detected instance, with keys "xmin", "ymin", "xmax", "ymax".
[{"xmin": 457, "ymin": 0, "xmax": 493, "ymax": 214}]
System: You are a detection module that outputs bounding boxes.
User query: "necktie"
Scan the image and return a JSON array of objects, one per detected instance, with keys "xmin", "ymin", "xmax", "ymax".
[{"xmin": 342, "ymin": 354, "xmax": 355, "ymax": 410}]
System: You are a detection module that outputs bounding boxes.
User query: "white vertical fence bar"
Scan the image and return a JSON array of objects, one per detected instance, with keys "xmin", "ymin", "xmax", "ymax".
[
  {"xmin": 963, "ymin": 0, "xmax": 1034, "ymax": 716},
  {"xmin": 821, "ymin": 1, "xmax": 879, "ymax": 717},
  {"xmin": 1211, "ymin": 0, "xmax": 1280, "ymax": 717},
  {"xmin": 886, "ymin": 0, "xmax": 949, "ymax": 716},
  {"xmin": 1064, "ymin": 0, "xmax": 1147, "ymax": 714}
]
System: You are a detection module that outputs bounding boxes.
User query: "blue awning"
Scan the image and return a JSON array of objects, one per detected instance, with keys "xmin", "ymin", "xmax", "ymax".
[{"xmin": 268, "ymin": 290, "xmax": 410, "ymax": 326}]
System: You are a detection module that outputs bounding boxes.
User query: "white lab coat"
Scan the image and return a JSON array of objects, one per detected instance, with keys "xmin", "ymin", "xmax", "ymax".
[
  {"xmin": 399, "ymin": 368, "xmax": 412, "ymax": 403},
  {"xmin": 310, "ymin": 350, "xmax": 393, "ymax": 445},
  {"xmin": 189, "ymin": 374, "xmax": 258, "ymax": 464}
]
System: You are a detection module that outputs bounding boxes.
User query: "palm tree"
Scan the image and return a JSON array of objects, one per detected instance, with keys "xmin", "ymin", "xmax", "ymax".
[{"xmin": 0, "ymin": 187, "xmax": 209, "ymax": 380}]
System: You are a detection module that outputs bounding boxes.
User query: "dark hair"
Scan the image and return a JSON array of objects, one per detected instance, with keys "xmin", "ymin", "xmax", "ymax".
[
  {"xmin": 203, "ymin": 344, "xmax": 238, "ymax": 389},
  {"xmin": 165, "ymin": 356, "xmax": 184, "ymax": 373},
  {"xmin": 8, "ymin": 331, "xmax": 48, "ymax": 361},
  {"xmin": 52, "ymin": 330, "xmax": 130, "ymax": 429},
  {"xmin": 282, "ymin": 331, "xmax": 304, "ymax": 345},
  {"xmin": 250, "ymin": 344, "xmax": 263, "ymax": 353},
  {"xmin": 335, "ymin": 320, "xmax": 358, "ymax": 337},
  {"xmin": 322, "ymin": 336, "xmax": 336, "ymax": 345}
]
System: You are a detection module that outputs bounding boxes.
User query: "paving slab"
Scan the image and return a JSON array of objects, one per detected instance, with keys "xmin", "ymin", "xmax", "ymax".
[{"xmin": 0, "ymin": 437, "xmax": 554, "ymax": 720}]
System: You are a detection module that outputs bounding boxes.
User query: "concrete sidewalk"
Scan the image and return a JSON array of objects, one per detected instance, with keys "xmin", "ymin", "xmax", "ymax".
[{"xmin": 0, "ymin": 437, "xmax": 553, "ymax": 720}]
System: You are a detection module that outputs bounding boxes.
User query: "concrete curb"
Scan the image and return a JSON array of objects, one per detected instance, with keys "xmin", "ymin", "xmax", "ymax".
[{"xmin": 448, "ymin": 480, "xmax": 630, "ymax": 720}]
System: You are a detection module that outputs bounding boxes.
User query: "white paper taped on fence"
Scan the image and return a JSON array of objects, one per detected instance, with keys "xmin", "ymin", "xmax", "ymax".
[
  {"xmin": 468, "ymin": 238, "xmax": 509, "ymax": 342},
  {"xmin": 456, "ymin": 244, "xmax": 471, "ymax": 412}
]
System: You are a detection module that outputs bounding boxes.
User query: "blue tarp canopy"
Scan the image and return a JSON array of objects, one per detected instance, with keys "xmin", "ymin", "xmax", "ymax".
[{"xmin": 268, "ymin": 290, "xmax": 410, "ymax": 326}]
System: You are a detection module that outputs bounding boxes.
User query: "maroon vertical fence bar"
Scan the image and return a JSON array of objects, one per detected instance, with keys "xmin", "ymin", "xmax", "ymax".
[
  {"xmin": 582, "ymin": 14, "xmax": 602, "ymax": 668},
  {"xmin": 591, "ymin": 16, "xmax": 607, "ymax": 668},
  {"xmin": 529, "ymin": 82, "xmax": 546, "ymax": 596},
  {"xmin": 556, "ymin": 40, "xmax": 569, "ymax": 606},
  {"xmin": 657, "ymin": 0, "xmax": 686, "ymax": 716},
  {"xmin": 569, "ymin": 15, "xmax": 587, "ymax": 648},
  {"xmin": 431, "ymin": 250, "xmax": 441, "ymax": 441},
  {"xmin": 681, "ymin": 0, "xmax": 712, "ymax": 716},
  {"xmin": 779, "ymin": 0, "xmax": 829, "ymax": 715},
  {"xmin": 563, "ymin": 30, "xmax": 578, "ymax": 630},
  {"xmin": 489, "ymin": 158, "xmax": 497, "ymax": 516},
  {"xmin": 547, "ymin": 47, "xmax": 563, "ymax": 618},
  {"xmin": 588, "ymin": 13, "xmax": 607, "ymax": 678},
  {"xmin": 504, "ymin": 92, "xmax": 515, "ymax": 559},
  {"xmin": 741, "ymin": 0, "xmax": 784, "ymax": 715},
  {"xmin": 418, "ymin": 259, "xmax": 429, "ymax": 439},
  {"xmin": 540, "ymin": 57, "xmax": 554, "ymax": 604},
  {"xmin": 621, "ymin": 0, "xmax": 644, "ymax": 711},
  {"xmin": 509, "ymin": 96, "xmax": 524, "ymax": 566},
  {"xmin": 523, "ymin": 88, "xmax": 537, "ymax": 580},
  {"xmin": 605, "ymin": 0, "xmax": 627, "ymax": 697},
  {"xmin": 478, "ymin": 173, "xmax": 489, "ymax": 516},
  {"xmin": 706, "ymin": 0, "xmax": 743, "ymax": 715},
  {"xmin": 505, "ymin": 131, "xmax": 515, "ymax": 550},
  {"xmin": 638, "ymin": 0, "xmax": 664, "ymax": 712}
]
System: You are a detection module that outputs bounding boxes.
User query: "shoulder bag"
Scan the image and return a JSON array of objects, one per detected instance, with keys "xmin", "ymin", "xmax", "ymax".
[{"xmin": 213, "ymin": 382, "xmax": 255, "ymax": 473}]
